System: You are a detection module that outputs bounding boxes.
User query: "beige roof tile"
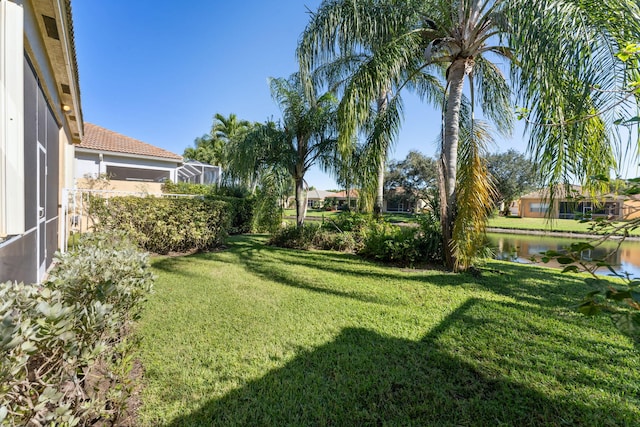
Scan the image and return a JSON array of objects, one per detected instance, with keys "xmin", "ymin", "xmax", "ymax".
[{"xmin": 78, "ymin": 123, "xmax": 182, "ymax": 161}]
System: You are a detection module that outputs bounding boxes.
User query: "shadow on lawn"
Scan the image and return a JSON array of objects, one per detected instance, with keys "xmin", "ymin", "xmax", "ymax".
[
  {"xmin": 164, "ymin": 297, "xmax": 638, "ymax": 427},
  {"xmin": 225, "ymin": 237, "xmax": 588, "ymax": 311}
]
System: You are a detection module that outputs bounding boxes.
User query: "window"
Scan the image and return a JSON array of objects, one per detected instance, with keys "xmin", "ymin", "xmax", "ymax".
[
  {"xmin": 529, "ymin": 202, "xmax": 549, "ymax": 214},
  {"xmin": 105, "ymin": 165, "xmax": 170, "ymax": 182}
]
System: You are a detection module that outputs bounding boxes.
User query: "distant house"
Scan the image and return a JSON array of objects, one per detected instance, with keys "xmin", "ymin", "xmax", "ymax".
[
  {"xmin": 327, "ymin": 190, "xmax": 359, "ymax": 210},
  {"xmin": 287, "ymin": 189, "xmax": 339, "ymax": 209},
  {"xmin": 383, "ymin": 187, "xmax": 428, "ymax": 213},
  {"xmin": 74, "ymin": 123, "xmax": 183, "ymax": 194},
  {"xmin": 0, "ymin": 0, "xmax": 83, "ymax": 284},
  {"xmin": 178, "ymin": 159, "xmax": 221, "ymax": 185},
  {"xmin": 518, "ymin": 185, "xmax": 640, "ymax": 220}
]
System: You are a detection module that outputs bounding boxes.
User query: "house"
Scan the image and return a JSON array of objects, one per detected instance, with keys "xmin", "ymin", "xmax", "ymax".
[
  {"xmin": 286, "ymin": 189, "xmax": 339, "ymax": 209},
  {"xmin": 518, "ymin": 185, "xmax": 640, "ymax": 220},
  {"xmin": 383, "ymin": 187, "xmax": 428, "ymax": 213},
  {"xmin": 327, "ymin": 190, "xmax": 358, "ymax": 210},
  {"xmin": 74, "ymin": 123, "xmax": 183, "ymax": 194},
  {"xmin": 0, "ymin": 0, "xmax": 83, "ymax": 284}
]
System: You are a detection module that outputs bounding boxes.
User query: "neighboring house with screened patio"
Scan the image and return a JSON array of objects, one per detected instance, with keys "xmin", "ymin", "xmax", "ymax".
[
  {"xmin": 178, "ymin": 159, "xmax": 221, "ymax": 185},
  {"xmin": 517, "ymin": 185, "xmax": 640, "ymax": 220},
  {"xmin": 74, "ymin": 123, "xmax": 182, "ymax": 194},
  {"xmin": 0, "ymin": 0, "xmax": 83, "ymax": 284}
]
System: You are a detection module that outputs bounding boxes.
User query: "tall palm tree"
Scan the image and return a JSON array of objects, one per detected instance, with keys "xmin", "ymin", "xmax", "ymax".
[
  {"xmin": 299, "ymin": 0, "xmax": 640, "ymax": 270},
  {"xmin": 299, "ymin": 0, "xmax": 443, "ymax": 215},
  {"xmin": 230, "ymin": 73, "xmax": 338, "ymax": 226},
  {"xmin": 212, "ymin": 113, "xmax": 252, "ymax": 146},
  {"xmin": 183, "ymin": 133, "xmax": 220, "ymax": 165},
  {"xmin": 183, "ymin": 113, "xmax": 252, "ymax": 177}
]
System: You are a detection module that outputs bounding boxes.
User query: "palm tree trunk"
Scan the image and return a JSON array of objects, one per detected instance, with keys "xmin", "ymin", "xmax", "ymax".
[
  {"xmin": 375, "ymin": 154, "xmax": 385, "ymax": 214},
  {"xmin": 440, "ymin": 58, "xmax": 473, "ymax": 270},
  {"xmin": 295, "ymin": 177, "xmax": 305, "ymax": 227},
  {"xmin": 374, "ymin": 92, "xmax": 389, "ymax": 214}
]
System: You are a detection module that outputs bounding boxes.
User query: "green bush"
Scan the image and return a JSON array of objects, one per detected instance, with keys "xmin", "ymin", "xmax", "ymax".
[
  {"xmin": 313, "ymin": 230, "xmax": 359, "ymax": 252},
  {"xmin": 268, "ymin": 223, "xmax": 321, "ymax": 250},
  {"xmin": 162, "ymin": 180, "xmax": 212, "ymax": 195},
  {"xmin": 252, "ymin": 190, "xmax": 284, "ymax": 234},
  {"xmin": 359, "ymin": 213, "xmax": 443, "ymax": 267},
  {"xmin": 270, "ymin": 211, "xmax": 443, "ymax": 266},
  {"xmin": 0, "ymin": 232, "xmax": 154, "ymax": 426},
  {"xmin": 206, "ymin": 195, "xmax": 255, "ymax": 234},
  {"xmin": 322, "ymin": 211, "xmax": 377, "ymax": 233},
  {"xmin": 92, "ymin": 196, "xmax": 230, "ymax": 254},
  {"xmin": 162, "ymin": 181, "xmax": 283, "ymax": 234},
  {"xmin": 414, "ymin": 211, "xmax": 443, "ymax": 263}
]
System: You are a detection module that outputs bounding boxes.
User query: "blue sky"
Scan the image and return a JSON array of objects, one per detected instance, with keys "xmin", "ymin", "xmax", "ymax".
[{"xmin": 72, "ymin": 0, "xmax": 530, "ymax": 190}]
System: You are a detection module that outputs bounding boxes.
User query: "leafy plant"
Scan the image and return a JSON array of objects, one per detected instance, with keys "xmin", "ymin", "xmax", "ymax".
[
  {"xmin": 92, "ymin": 196, "xmax": 230, "ymax": 254},
  {"xmin": 268, "ymin": 223, "xmax": 322, "ymax": 250},
  {"xmin": 0, "ymin": 232, "xmax": 154, "ymax": 426}
]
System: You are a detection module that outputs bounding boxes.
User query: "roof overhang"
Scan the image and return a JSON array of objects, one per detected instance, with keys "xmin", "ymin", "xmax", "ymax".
[
  {"xmin": 75, "ymin": 146, "xmax": 183, "ymax": 165},
  {"xmin": 27, "ymin": 0, "xmax": 83, "ymax": 143}
]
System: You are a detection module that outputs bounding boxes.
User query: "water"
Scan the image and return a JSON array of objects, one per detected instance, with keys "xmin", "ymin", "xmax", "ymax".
[{"xmin": 486, "ymin": 232, "xmax": 640, "ymax": 278}]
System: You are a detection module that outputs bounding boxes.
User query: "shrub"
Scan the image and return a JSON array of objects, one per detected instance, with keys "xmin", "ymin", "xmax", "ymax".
[
  {"xmin": 252, "ymin": 189, "xmax": 284, "ymax": 234},
  {"xmin": 268, "ymin": 223, "xmax": 321, "ymax": 250},
  {"xmin": 0, "ymin": 232, "xmax": 154, "ymax": 426},
  {"xmin": 359, "ymin": 213, "xmax": 443, "ymax": 267},
  {"xmin": 414, "ymin": 211, "xmax": 443, "ymax": 263},
  {"xmin": 322, "ymin": 211, "xmax": 377, "ymax": 233},
  {"xmin": 163, "ymin": 182, "xmax": 268, "ymax": 234},
  {"xmin": 269, "ymin": 211, "xmax": 443, "ymax": 267},
  {"xmin": 206, "ymin": 195, "xmax": 255, "ymax": 234},
  {"xmin": 162, "ymin": 180, "xmax": 212, "ymax": 195},
  {"xmin": 311, "ymin": 229, "xmax": 358, "ymax": 252},
  {"xmin": 92, "ymin": 196, "xmax": 230, "ymax": 254}
]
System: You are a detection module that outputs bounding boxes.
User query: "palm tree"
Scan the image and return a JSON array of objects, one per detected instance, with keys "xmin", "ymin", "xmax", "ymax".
[
  {"xmin": 183, "ymin": 113, "xmax": 252, "ymax": 177},
  {"xmin": 183, "ymin": 133, "xmax": 219, "ymax": 165},
  {"xmin": 299, "ymin": 0, "xmax": 640, "ymax": 270},
  {"xmin": 299, "ymin": 0, "xmax": 443, "ymax": 215},
  {"xmin": 230, "ymin": 73, "xmax": 338, "ymax": 226},
  {"xmin": 212, "ymin": 113, "xmax": 252, "ymax": 146}
]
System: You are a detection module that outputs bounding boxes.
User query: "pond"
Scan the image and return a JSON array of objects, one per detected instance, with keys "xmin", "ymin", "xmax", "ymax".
[{"xmin": 486, "ymin": 232, "xmax": 640, "ymax": 278}]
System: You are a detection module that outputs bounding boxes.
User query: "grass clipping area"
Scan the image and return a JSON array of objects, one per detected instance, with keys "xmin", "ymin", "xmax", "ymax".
[{"xmin": 135, "ymin": 235, "xmax": 639, "ymax": 426}]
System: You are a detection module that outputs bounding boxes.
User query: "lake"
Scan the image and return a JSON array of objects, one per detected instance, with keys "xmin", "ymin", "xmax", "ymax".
[{"xmin": 486, "ymin": 232, "xmax": 640, "ymax": 278}]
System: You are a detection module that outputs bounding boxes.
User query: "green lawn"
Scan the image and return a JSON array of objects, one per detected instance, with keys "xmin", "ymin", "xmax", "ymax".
[
  {"xmin": 136, "ymin": 235, "xmax": 639, "ymax": 426},
  {"xmin": 488, "ymin": 216, "xmax": 640, "ymax": 235}
]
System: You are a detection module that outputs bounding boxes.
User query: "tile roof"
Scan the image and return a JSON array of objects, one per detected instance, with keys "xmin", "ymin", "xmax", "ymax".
[
  {"xmin": 78, "ymin": 123, "xmax": 182, "ymax": 161},
  {"xmin": 327, "ymin": 190, "xmax": 359, "ymax": 199},
  {"xmin": 307, "ymin": 189, "xmax": 336, "ymax": 199}
]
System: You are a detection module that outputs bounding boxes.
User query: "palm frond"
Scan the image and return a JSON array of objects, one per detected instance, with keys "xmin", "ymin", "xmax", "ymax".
[{"xmin": 452, "ymin": 117, "xmax": 496, "ymax": 270}]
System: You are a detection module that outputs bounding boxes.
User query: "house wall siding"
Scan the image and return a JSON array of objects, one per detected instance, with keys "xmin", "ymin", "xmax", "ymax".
[{"xmin": 0, "ymin": 2, "xmax": 69, "ymax": 284}]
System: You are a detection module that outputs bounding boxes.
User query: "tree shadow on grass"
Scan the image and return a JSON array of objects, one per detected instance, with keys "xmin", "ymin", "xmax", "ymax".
[
  {"xmin": 226, "ymin": 240, "xmax": 589, "ymax": 311},
  {"xmin": 162, "ymin": 298, "xmax": 639, "ymax": 427},
  {"xmin": 233, "ymin": 245, "xmax": 397, "ymax": 306}
]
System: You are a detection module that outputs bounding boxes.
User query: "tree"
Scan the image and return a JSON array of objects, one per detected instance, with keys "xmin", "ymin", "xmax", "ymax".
[
  {"xmin": 299, "ymin": 0, "xmax": 443, "ymax": 214},
  {"xmin": 183, "ymin": 113, "xmax": 253, "ymax": 176},
  {"xmin": 385, "ymin": 151, "xmax": 438, "ymax": 212},
  {"xmin": 299, "ymin": 0, "xmax": 640, "ymax": 270},
  {"xmin": 230, "ymin": 73, "xmax": 338, "ymax": 226},
  {"xmin": 486, "ymin": 150, "xmax": 538, "ymax": 215},
  {"xmin": 183, "ymin": 133, "xmax": 223, "ymax": 166}
]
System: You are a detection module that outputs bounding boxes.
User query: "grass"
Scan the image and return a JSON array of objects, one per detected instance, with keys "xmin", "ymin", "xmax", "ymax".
[
  {"xmin": 135, "ymin": 235, "xmax": 639, "ymax": 426},
  {"xmin": 488, "ymin": 216, "xmax": 640, "ymax": 235}
]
